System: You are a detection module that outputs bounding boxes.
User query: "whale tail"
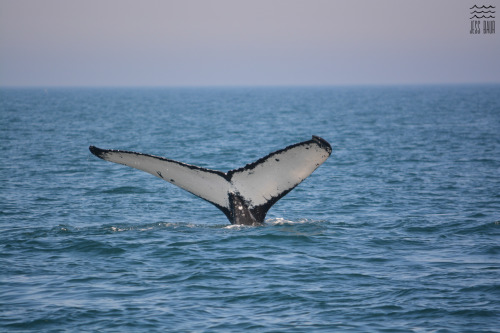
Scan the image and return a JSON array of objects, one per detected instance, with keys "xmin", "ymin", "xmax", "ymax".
[{"xmin": 89, "ymin": 136, "xmax": 332, "ymax": 225}]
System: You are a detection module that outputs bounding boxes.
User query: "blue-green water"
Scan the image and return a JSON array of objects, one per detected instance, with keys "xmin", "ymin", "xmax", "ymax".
[{"xmin": 1, "ymin": 86, "xmax": 499, "ymax": 332}]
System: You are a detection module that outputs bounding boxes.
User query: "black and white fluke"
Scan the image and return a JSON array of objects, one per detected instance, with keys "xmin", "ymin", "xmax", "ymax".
[{"xmin": 89, "ymin": 136, "xmax": 332, "ymax": 225}]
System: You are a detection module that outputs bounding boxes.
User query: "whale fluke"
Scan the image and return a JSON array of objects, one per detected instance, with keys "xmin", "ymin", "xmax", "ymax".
[{"xmin": 89, "ymin": 136, "xmax": 332, "ymax": 225}]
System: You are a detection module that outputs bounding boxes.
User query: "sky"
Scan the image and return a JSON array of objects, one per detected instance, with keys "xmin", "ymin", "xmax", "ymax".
[{"xmin": 0, "ymin": 0, "xmax": 499, "ymax": 87}]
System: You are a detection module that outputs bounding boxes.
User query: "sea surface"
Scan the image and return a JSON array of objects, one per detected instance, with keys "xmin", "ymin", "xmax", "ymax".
[{"xmin": 1, "ymin": 85, "xmax": 499, "ymax": 332}]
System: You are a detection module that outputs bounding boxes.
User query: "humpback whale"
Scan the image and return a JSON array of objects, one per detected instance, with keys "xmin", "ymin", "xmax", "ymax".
[{"xmin": 89, "ymin": 136, "xmax": 331, "ymax": 225}]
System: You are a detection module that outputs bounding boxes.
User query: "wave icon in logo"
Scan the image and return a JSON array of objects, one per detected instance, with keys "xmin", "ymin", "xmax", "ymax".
[{"xmin": 470, "ymin": 5, "xmax": 496, "ymax": 19}]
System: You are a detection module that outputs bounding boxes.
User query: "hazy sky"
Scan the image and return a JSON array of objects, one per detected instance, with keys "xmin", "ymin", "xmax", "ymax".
[{"xmin": 0, "ymin": 0, "xmax": 499, "ymax": 86}]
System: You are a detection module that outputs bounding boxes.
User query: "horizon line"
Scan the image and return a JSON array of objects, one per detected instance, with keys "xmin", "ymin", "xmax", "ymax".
[{"xmin": 1, "ymin": 82, "xmax": 500, "ymax": 89}]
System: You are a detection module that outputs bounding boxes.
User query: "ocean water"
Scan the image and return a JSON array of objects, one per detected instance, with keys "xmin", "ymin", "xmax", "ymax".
[{"xmin": 1, "ymin": 85, "xmax": 499, "ymax": 332}]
